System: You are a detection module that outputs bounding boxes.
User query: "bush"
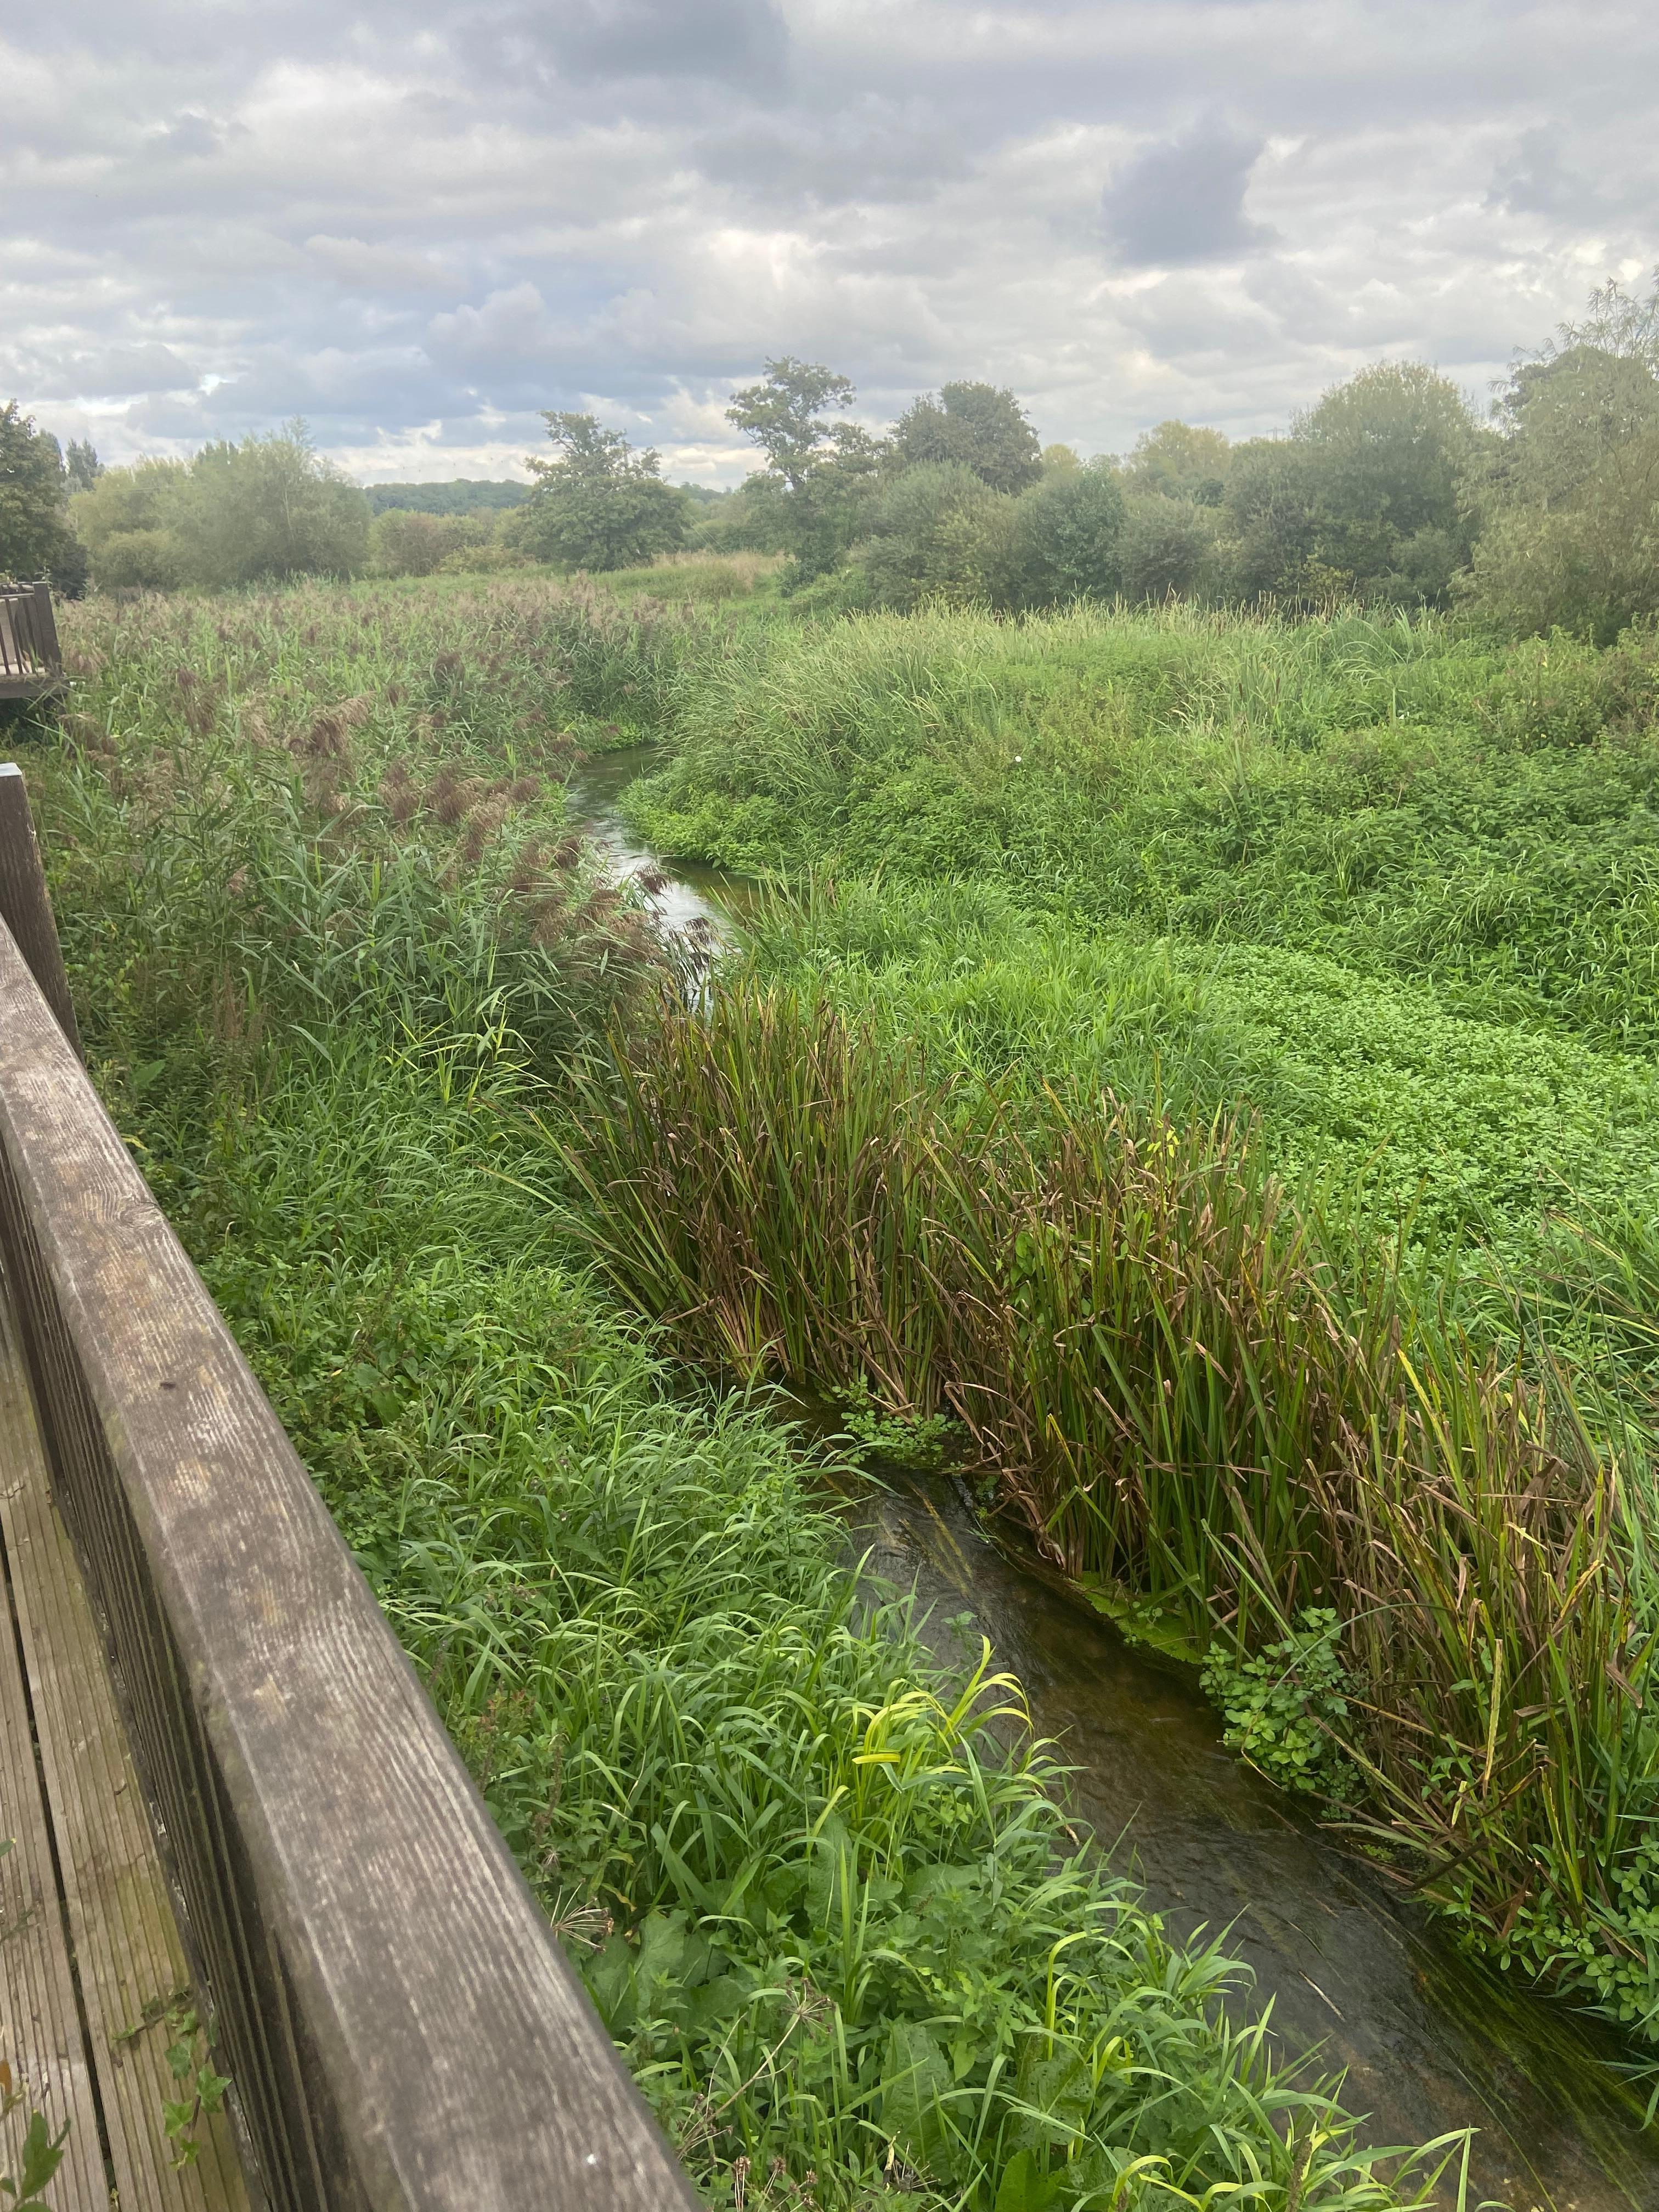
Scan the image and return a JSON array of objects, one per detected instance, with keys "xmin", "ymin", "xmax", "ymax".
[
  {"xmin": 517, "ymin": 414, "xmax": 686, "ymax": 571},
  {"xmin": 71, "ymin": 458, "xmax": 189, "ymax": 588},
  {"xmin": 854, "ymin": 463, "xmax": 1014, "ymax": 610},
  {"xmin": 72, "ymin": 428, "xmax": 369, "ymax": 590},
  {"xmin": 371, "ymin": 509, "xmax": 499, "ymax": 577},
  {"xmin": 1009, "ymin": 461, "xmax": 1126, "ymax": 601},
  {"xmin": 1119, "ymin": 494, "xmax": 1220, "ymax": 602}
]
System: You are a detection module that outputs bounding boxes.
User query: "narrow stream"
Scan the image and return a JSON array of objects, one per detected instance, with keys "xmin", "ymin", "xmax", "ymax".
[{"xmin": 567, "ymin": 747, "xmax": 1659, "ymax": 2212}]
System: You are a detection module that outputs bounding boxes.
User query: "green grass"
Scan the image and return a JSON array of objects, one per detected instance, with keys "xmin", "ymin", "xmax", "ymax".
[
  {"xmin": 628, "ymin": 601, "xmax": 1659, "ymax": 1054},
  {"xmin": 736, "ymin": 878, "xmax": 1659, "ymax": 1293},
  {"xmin": 12, "ymin": 578, "xmax": 1467, "ymax": 2209},
  {"xmin": 584, "ymin": 595, "xmax": 1659, "ymax": 2053}
]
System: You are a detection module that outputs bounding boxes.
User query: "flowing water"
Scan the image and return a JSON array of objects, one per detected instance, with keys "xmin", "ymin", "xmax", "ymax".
[{"xmin": 567, "ymin": 747, "xmax": 1659, "ymax": 2212}]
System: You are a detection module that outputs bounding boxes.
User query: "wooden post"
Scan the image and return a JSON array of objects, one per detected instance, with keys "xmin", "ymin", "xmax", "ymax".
[
  {"xmin": 0, "ymin": 764, "xmax": 82, "ymax": 1058},
  {"xmin": 29, "ymin": 581, "xmax": 63, "ymax": 673}
]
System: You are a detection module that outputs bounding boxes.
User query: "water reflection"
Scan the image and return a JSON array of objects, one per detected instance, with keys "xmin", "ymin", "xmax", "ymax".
[{"xmin": 566, "ymin": 743, "xmax": 753, "ymax": 945}]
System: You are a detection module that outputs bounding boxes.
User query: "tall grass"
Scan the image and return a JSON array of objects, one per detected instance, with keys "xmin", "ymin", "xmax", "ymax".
[
  {"xmin": 565, "ymin": 980, "xmax": 1659, "ymax": 2047},
  {"xmin": 15, "ymin": 578, "xmax": 1469, "ymax": 2208},
  {"xmin": 628, "ymin": 599, "xmax": 1659, "ymax": 1056}
]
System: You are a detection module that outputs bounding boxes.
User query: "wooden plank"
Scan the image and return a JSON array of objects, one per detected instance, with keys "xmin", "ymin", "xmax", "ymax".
[
  {"xmin": 0, "ymin": 915, "xmax": 697, "ymax": 2208},
  {"xmin": 0, "ymin": 1305, "xmax": 111, "ymax": 2208},
  {"xmin": 0, "ymin": 769, "xmax": 80, "ymax": 1057},
  {"xmin": 0, "ymin": 1291, "xmax": 250, "ymax": 2211}
]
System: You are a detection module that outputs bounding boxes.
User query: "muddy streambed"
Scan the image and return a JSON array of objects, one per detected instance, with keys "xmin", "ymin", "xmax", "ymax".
[{"xmin": 567, "ymin": 747, "xmax": 1659, "ymax": 2212}]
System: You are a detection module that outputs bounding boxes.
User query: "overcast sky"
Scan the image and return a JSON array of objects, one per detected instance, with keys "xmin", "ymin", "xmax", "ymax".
[{"xmin": 5, "ymin": 2, "xmax": 1655, "ymax": 486}]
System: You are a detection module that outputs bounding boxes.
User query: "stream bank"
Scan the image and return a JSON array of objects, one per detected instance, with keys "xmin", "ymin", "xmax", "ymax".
[{"xmin": 566, "ymin": 744, "xmax": 1659, "ymax": 2212}]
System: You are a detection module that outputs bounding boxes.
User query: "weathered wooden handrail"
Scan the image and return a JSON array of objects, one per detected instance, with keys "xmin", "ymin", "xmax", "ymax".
[
  {"xmin": 0, "ymin": 766, "xmax": 697, "ymax": 2210},
  {"xmin": 0, "ymin": 583, "xmax": 63, "ymax": 696}
]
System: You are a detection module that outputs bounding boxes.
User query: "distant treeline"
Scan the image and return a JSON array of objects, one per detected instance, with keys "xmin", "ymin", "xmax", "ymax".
[
  {"xmin": 365, "ymin": 479, "xmax": 529, "ymax": 517},
  {"xmin": 4, "ymin": 272, "xmax": 1658, "ymax": 640}
]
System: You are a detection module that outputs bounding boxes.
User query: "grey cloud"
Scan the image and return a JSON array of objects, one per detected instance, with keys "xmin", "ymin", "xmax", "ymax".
[
  {"xmin": 150, "ymin": 110, "xmax": 230, "ymax": 160},
  {"xmin": 1101, "ymin": 122, "xmax": 1275, "ymax": 267},
  {"xmin": 1487, "ymin": 128, "xmax": 1604, "ymax": 220},
  {"xmin": 697, "ymin": 98, "xmax": 966, "ymax": 210},
  {"xmin": 505, "ymin": 0, "xmax": 788, "ymax": 88}
]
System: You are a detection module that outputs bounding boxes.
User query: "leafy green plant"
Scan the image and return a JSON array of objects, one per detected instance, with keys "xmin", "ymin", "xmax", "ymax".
[
  {"xmin": 565, "ymin": 979, "xmax": 1659, "ymax": 2041},
  {"xmin": 161, "ymin": 2005, "xmax": 230, "ymax": 2170},
  {"xmin": 1201, "ymin": 1610, "xmax": 1362, "ymax": 1804},
  {"xmin": 24, "ymin": 579, "xmax": 1466, "ymax": 2207},
  {"xmin": 830, "ymin": 1380, "xmax": 961, "ymax": 1470},
  {"xmin": 0, "ymin": 2051, "xmax": 67, "ymax": 2210}
]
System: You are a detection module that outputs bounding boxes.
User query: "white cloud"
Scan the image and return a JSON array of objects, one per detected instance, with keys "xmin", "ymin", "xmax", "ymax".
[{"xmin": 4, "ymin": 2, "xmax": 1658, "ymax": 481}]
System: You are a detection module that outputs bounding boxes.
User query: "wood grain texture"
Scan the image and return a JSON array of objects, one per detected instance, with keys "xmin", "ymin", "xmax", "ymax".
[
  {"xmin": 0, "ymin": 917, "xmax": 698, "ymax": 2212},
  {"xmin": 0, "ymin": 769, "xmax": 80, "ymax": 1057},
  {"xmin": 0, "ymin": 1291, "xmax": 249, "ymax": 2211},
  {"xmin": 0, "ymin": 1350, "xmax": 109, "ymax": 2208}
]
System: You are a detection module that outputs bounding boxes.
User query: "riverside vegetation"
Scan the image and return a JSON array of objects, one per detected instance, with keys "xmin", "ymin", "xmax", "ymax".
[
  {"xmin": 14, "ymin": 569, "xmax": 1659, "ymax": 2198},
  {"xmin": 614, "ymin": 600, "xmax": 1659, "ymax": 2047},
  {"xmin": 15, "ymin": 580, "xmax": 1481, "ymax": 2211}
]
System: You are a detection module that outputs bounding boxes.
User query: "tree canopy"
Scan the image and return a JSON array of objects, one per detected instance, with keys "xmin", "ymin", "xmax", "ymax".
[
  {"xmin": 0, "ymin": 403, "xmax": 83, "ymax": 588},
  {"xmin": 518, "ymin": 413, "xmax": 685, "ymax": 571},
  {"xmin": 1464, "ymin": 278, "xmax": 1659, "ymax": 641},
  {"xmin": 892, "ymin": 382, "xmax": 1042, "ymax": 495},
  {"xmin": 70, "ymin": 424, "xmax": 369, "ymax": 589},
  {"xmin": 727, "ymin": 358, "xmax": 883, "ymax": 578}
]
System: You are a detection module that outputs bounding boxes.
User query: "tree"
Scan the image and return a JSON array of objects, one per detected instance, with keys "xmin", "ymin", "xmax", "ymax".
[
  {"xmin": 171, "ymin": 424, "xmax": 369, "ymax": 585},
  {"xmin": 1217, "ymin": 365, "xmax": 1481, "ymax": 607},
  {"xmin": 854, "ymin": 462, "xmax": 1015, "ymax": 610},
  {"xmin": 70, "ymin": 458, "xmax": 189, "ymax": 588},
  {"xmin": 1010, "ymin": 460, "xmax": 1126, "ymax": 602},
  {"xmin": 1463, "ymin": 278, "xmax": 1659, "ymax": 640},
  {"xmin": 0, "ymin": 403, "xmax": 81, "ymax": 586},
  {"xmin": 893, "ymin": 381, "xmax": 1042, "ymax": 494},
  {"xmin": 65, "ymin": 439, "xmax": 103, "ymax": 493},
  {"xmin": 727, "ymin": 358, "xmax": 882, "ymax": 578},
  {"xmin": 519, "ymin": 413, "xmax": 685, "ymax": 571},
  {"xmin": 370, "ymin": 508, "xmax": 500, "ymax": 578},
  {"xmin": 728, "ymin": 357, "xmax": 856, "ymax": 492},
  {"xmin": 1121, "ymin": 421, "xmax": 1231, "ymax": 506},
  {"xmin": 1220, "ymin": 439, "xmax": 1321, "ymax": 602},
  {"xmin": 71, "ymin": 426, "xmax": 369, "ymax": 590},
  {"xmin": 1293, "ymin": 362, "xmax": 1481, "ymax": 602},
  {"xmin": 1119, "ymin": 495, "xmax": 1220, "ymax": 602}
]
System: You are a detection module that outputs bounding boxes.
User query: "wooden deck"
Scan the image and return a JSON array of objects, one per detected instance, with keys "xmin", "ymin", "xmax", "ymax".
[
  {"xmin": 0, "ymin": 589, "xmax": 63, "ymax": 703},
  {"xmin": 0, "ymin": 1282, "xmax": 250, "ymax": 2209}
]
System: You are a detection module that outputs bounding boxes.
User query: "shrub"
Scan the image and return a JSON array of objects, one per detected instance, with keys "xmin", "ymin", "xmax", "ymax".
[
  {"xmin": 854, "ymin": 462, "xmax": 1014, "ymax": 610},
  {"xmin": 1009, "ymin": 461, "xmax": 1126, "ymax": 601}
]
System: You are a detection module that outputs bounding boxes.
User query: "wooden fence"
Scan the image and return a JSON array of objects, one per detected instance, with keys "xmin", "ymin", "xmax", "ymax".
[
  {"xmin": 0, "ymin": 762, "xmax": 697, "ymax": 2209},
  {"xmin": 0, "ymin": 584, "xmax": 63, "ymax": 698}
]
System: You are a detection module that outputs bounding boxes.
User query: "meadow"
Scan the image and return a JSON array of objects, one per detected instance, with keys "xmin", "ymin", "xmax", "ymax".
[{"xmin": 12, "ymin": 579, "xmax": 1476, "ymax": 2211}]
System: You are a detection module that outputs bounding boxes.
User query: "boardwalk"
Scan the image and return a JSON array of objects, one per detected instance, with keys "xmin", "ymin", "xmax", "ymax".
[
  {"xmin": 0, "ymin": 758, "xmax": 697, "ymax": 2207},
  {"xmin": 0, "ymin": 1288, "xmax": 249, "ymax": 2208}
]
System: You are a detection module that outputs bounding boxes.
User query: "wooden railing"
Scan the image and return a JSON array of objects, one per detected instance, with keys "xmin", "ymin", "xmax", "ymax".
[
  {"xmin": 0, "ymin": 584, "xmax": 63, "ymax": 697},
  {"xmin": 0, "ymin": 764, "xmax": 697, "ymax": 2211}
]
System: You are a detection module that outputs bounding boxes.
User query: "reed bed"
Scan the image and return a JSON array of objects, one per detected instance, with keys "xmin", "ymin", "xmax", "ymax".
[{"xmin": 566, "ymin": 981, "xmax": 1659, "ymax": 2044}]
